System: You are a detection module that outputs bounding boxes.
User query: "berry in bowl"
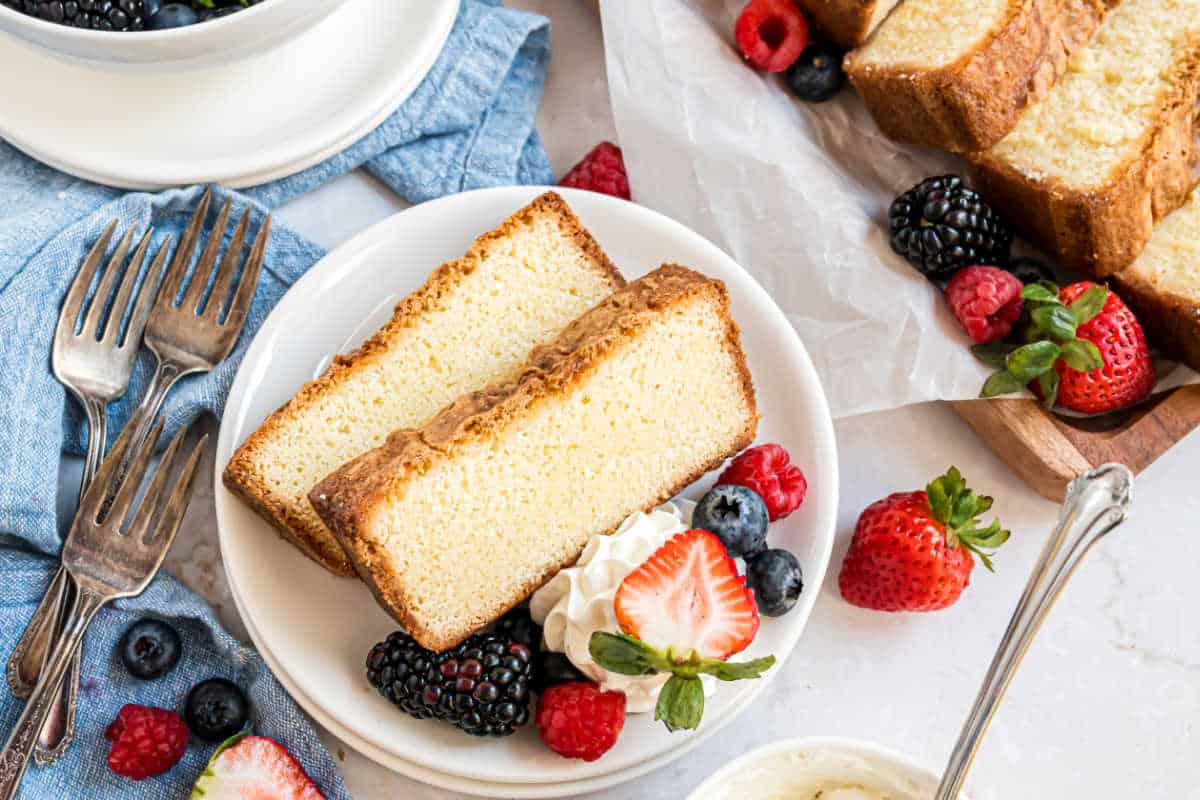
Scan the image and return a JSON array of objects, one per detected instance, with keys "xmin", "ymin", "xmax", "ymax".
[{"xmin": 0, "ymin": 0, "xmax": 349, "ymax": 69}]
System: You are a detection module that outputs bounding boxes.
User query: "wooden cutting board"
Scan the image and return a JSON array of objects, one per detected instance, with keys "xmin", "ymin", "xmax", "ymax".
[{"xmin": 951, "ymin": 386, "xmax": 1200, "ymax": 500}]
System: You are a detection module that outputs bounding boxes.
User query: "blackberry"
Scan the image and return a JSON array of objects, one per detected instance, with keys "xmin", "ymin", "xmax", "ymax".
[
  {"xmin": 493, "ymin": 607, "xmax": 541, "ymax": 651},
  {"xmin": 366, "ymin": 631, "xmax": 534, "ymax": 737},
  {"xmin": 2, "ymin": 0, "xmax": 151, "ymax": 31},
  {"xmin": 888, "ymin": 175, "xmax": 1012, "ymax": 282},
  {"xmin": 1007, "ymin": 257, "xmax": 1056, "ymax": 286},
  {"xmin": 531, "ymin": 651, "xmax": 587, "ymax": 694}
]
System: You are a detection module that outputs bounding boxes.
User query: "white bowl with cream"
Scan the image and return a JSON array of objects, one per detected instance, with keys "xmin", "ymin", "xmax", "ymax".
[{"xmin": 688, "ymin": 737, "xmax": 960, "ymax": 800}]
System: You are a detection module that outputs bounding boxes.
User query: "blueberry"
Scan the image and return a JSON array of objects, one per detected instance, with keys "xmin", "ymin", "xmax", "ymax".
[
  {"xmin": 1007, "ymin": 257, "xmax": 1056, "ymax": 286},
  {"xmin": 745, "ymin": 548, "xmax": 803, "ymax": 617},
  {"xmin": 145, "ymin": 2, "xmax": 196, "ymax": 28},
  {"xmin": 184, "ymin": 678, "xmax": 250, "ymax": 742},
  {"xmin": 118, "ymin": 618, "xmax": 181, "ymax": 680},
  {"xmin": 786, "ymin": 42, "xmax": 846, "ymax": 103},
  {"xmin": 693, "ymin": 484, "xmax": 769, "ymax": 558},
  {"xmin": 531, "ymin": 651, "xmax": 586, "ymax": 693}
]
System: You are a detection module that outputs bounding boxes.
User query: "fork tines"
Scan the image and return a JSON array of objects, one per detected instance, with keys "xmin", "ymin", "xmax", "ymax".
[
  {"xmin": 56, "ymin": 222, "xmax": 171, "ymax": 351},
  {"xmin": 81, "ymin": 407, "xmax": 207, "ymax": 551},
  {"xmin": 162, "ymin": 188, "xmax": 271, "ymax": 327}
]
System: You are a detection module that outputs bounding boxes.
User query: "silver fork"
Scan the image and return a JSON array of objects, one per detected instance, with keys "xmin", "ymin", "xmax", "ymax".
[
  {"xmin": 12, "ymin": 189, "xmax": 270, "ymax": 761},
  {"xmin": 0, "ymin": 410, "xmax": 206, "ymax": 800},
  {"xmin": 4, "ymin": 221, "xmax": 170, "ymax": 761},
  {"xmin": 127, "ymin": 188, "xmax": 271, "ymax": 452}
]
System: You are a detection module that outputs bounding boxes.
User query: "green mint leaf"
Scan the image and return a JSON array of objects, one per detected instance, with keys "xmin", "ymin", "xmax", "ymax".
[
  {"xmin": 1020, "ymin": 282, "xmax": 1060, "ymax": 303},
  {"xmin": 655, "ymin": 675, "xmax": 705, "ymax": 732},
  {"xmin": 981, "ymin": 370, "xmax": 1024, "ymax": 398},
  {"xmin": 1005, "ymin": 341, "xmax": 1061, "ymax": 382},
  {"xmin": 589, "ymin": 632, "xmax": 667, "ymax": 676},
  {"xmin": 1068, "ymin": 285, "xmax": 1108, "ymax": 325},
  {"xmin": 1031, "ymin": 304, "xmax": 1077, "ymax": 341},
  {"xmin": 971, "ymin": 341, "xmax": 1017, "ymax": 368},
  {"xmin": 1060, "ymin": 339, "xmax": 1104, "ymax": 373},
  {"xmin": 695, "ymin": 655, "xmax": 776, "ymax": 681}
]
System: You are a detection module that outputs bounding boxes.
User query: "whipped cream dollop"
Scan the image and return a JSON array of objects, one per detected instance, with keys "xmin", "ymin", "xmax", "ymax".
[{"xmin": 529, "ymin": 501, "xmax": 714, "ymax": 713}]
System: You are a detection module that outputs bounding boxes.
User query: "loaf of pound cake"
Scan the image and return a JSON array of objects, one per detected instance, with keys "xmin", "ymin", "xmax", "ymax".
[
  {"xmin": 795, "ymin": 0, "xmax": 902, "ymax": 48},
  {"xmin": 223, "ymin": 192, "xmax": 624, "ymax": 576},
  {"xmin": 311, "ymin": 265, "xmax": 759, "ymax": 652},
  {"xmin": 1114, "ymin": 186, "xmax": 1200, "ymax": 371},
  {"xmin": 970, "ymin": 0, "xmax": 1200, "ymax": 277},
  {"xmin": 846, "ymin": 0, "xmax": 1110, "ymax": 153}
]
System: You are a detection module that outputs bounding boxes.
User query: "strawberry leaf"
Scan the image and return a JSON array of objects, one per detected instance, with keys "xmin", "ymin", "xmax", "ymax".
[
  {"xmin": 981, "ymin": 370, "xmax": 1024, "ymax": 398},
  {"xmin": 1031, "ymin": 304, "xmax": 1077, "ymax": 341},
  {"xmin": 589, "ymin": 632, "xmax": 668, "ymax": 676},
  {"xmin": 1006, "ymin": 341, "xmax": 1061, "ymax": 382},
  {"xmin": 695, "ymin": 655, "xmax": 776, "ymax": 681},
  {"xmin": 925, "ymin": 468, "xmax": 1009, "ymax": 571},
  {"xmin": 1060, "ymin": 338, "xmax": 1104, "ymax": 373},
  {"xmin": 655, "ymin": 675, "xmax": 705, "ymax": 732},
  {"xmin": 1021, "ymin": 282, "xmax": 1060, "ymax": 303},
  {"xmin": 1068, "ymin": 284, "xmax": 1108, "ymax": 325},
  {"xmin": 971, "ymin": 342, "xmax": 1017, "ymax": 368},
  {"xmin": 1037, "ymin": 371, "xmax": 1061, "ymax": 409}
]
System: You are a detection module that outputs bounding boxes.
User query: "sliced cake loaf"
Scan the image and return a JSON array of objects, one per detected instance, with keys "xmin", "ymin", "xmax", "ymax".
[
  {"xmin": 223, "ymin": 192, "xmax": 624, "ymax": 576},
  {"xmin": 970, "ymin": 0, "xmax": 1200, "ymax": 277},
  {"xmin": 796, "ymin": 0, "xmax": 902, "ymax": 48},
  {"xmin": 310, "ymin": 265, "xmax": 759, "ymax": 651},
  {"xmin": 846, "ymin": 0, "xmax": 1110, "ymax": 152},
  {"xmin": 1113, "ymin": 187, "xmax": 1200, "ymax": 370}
]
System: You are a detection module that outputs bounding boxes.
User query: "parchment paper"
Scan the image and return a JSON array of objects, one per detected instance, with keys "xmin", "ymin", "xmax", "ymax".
[{"xmin": 599, "ymin": 0, "xmax": 1195, "ymax": 419}]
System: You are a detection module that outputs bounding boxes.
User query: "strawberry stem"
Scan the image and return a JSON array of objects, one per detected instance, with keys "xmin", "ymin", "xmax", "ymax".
[{"xmin": 926, "ymin": 467, "xmax": 1010, "ymax": 572}]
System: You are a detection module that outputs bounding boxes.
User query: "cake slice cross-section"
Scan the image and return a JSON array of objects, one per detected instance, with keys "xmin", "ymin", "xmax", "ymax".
[
  {"xmin": 223, "ymin": 192, "xmax": 624, "ymax": 576},
  {"xmin": 846, "ymin": 0, "xmax": 1111, "ymax": 153},
  {"xmin": 969, "ymin": 0, "xmax": 1200, "ymax": 277},
  {"xmin": 310, "ymin": 265, "xmax": 759, "ymax": 652}
]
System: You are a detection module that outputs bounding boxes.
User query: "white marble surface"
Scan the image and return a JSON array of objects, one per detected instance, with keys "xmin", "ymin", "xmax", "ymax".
[{"xmin": 172, "ymin": 2, "xmax": 1200, "ymax": 797}]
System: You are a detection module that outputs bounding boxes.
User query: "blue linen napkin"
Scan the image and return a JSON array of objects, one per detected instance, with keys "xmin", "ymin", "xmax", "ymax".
[{"xmin": 0, "ymin": 0, "xmax": 553, "ymax": 796}]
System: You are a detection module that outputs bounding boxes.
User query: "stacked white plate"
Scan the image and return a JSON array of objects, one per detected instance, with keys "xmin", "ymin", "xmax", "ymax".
[
  {"xmin": 214, "ymin": 186, "xmax": 840, "ymax": 796},
  {"xmin": 0, "ymin": 0, "xmax": 459, "ymax": 189}
]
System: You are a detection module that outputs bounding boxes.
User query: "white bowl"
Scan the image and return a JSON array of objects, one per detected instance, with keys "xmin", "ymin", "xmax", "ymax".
[
  {"xmin": 688, "ymin": 737, "xmax": 958, "ymax": 800},
  {"xmin": 0, "ymin": 0, "xmax": 348, "ymax": 70}
]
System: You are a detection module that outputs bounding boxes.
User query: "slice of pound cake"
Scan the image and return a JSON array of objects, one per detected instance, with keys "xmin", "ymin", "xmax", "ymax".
[
  {"xmin": 795, "ymin": 0, "xmax": 902, "ymax": 48},
  {"xmin": 310, "ymin": 265, "xmax": 759, "ymax": 651},
  {"xmin": 223, "ymin": 192, "xmax": 624, "ymax": 576},
  {"xmin": 846, "ymin": 0, "xmax": 1110, "ymax": 152},
  {"xmin": 970, "ymin": 0, "xmax": 1200, "ymax": 276},
  {"xmin": 1113, "ymin": 186, "xmax": 1200, "ymax": 371}
]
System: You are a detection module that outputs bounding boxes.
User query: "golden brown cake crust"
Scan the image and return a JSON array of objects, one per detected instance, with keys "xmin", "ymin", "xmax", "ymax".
[
  {"xmin": 847, "ymin": 0, "xmax": 1108, "ymax": 153},
  {"xmin": 797, "ymin": 0, "xmax": 901, "ymax": 48},
  {"xmin": 968, "ymin": 42, "xmax": 1200, "ymax": 278},
  {"xmin": 222, "ymin": 191, "xmax": 625, "ymax": 577},
  {"xmin": 310, "ymin": 265, "xmax": 759, "ymax": 651}
]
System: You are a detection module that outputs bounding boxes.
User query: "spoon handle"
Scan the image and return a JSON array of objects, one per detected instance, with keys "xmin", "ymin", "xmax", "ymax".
[{"xmin": 935, "ymin": 463, "xmax": 1134, "ymax": 800}]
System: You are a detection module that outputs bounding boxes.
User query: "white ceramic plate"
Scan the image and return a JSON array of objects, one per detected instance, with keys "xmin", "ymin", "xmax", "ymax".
[
  {"xmin": 214, "ymin": 186, "xmax": 839, "ymax": 792},
  {"xmin": 0, "ymin": 0, "xmax": 458, "ymax": 189}
]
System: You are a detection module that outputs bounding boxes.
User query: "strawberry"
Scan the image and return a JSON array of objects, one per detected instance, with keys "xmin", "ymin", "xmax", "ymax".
[
  {"xmin": 590, "ymin": 530, "xmax": 775, "ymax": 732},
  {"xmin": 838, "ymin": 467, "xmax": 1009, "ymax": 612},
  {"xmin": 615, "ymin": 529, "xmax": 759, "ymax": 659},
  {"xmin": 191, "ymin": 734, "xmax": 326, "ymax": 800},
  {"xmin": 974, "ymin": 281, "xmax": 1154, "ymax": 413}
]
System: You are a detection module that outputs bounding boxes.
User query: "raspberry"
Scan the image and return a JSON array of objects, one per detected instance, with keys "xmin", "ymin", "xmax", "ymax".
[
  {"xmin": 717, "ymin": 444, "xmax": 807, "ymax": 521},
  {"xmin": 735, "ymin": 0, "xmax": 808, "ymax": 73},
  {"xmin": 559, "ymin": 142, "xmax": 631, "ymax": 200},
  {"xmin": 536, "ymin": 682, "xmax": 626, "ymax": 762},
  {"xmin": 104, "ymin": 704, "xmax": 188, "ymax": 780},
  {"xmin": 944, "ymin": 266, "xmax": 1024, "ymax": 344}
]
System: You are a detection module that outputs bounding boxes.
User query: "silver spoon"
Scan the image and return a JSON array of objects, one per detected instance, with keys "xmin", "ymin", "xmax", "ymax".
[{"xmin": 935, "ymin": 463, "xmax": 1134, "ymax": 799}]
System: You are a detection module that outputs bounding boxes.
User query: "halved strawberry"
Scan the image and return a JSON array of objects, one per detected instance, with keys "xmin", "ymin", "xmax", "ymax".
[
  {"xmin": 191, "ymin": 734, "xmax": 325, "ymax": 800},
  {"xmin": 614, "ymin": 529, "xmax": 759, "ymax": 661}
]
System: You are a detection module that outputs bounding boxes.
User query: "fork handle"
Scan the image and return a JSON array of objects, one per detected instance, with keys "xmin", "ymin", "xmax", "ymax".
[
  {"xmin": 128, "ymin": 359, "xmax": 187, "ymax": 450},
  {"xmin": 0, "ymin": 588, "xmax": 106, "ymax": 800},
  {"xmin": 934, "ymin": 464, "xmax": 1133, "ymax": 800}
]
